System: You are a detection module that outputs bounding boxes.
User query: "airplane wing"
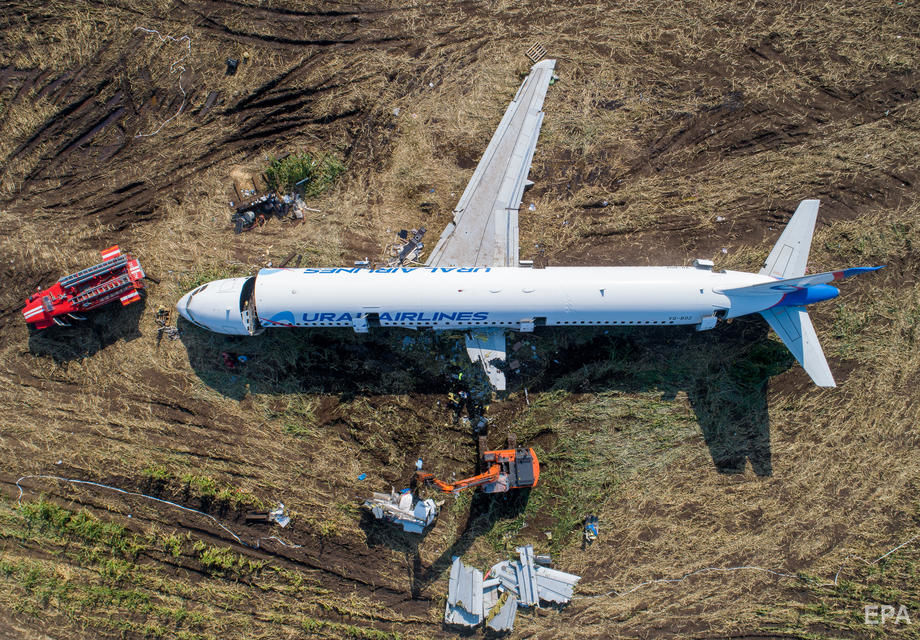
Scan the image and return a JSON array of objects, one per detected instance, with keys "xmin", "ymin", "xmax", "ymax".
[
  {"xmin": 425, "ymin": 59, "xmax": 556, "ymax": 392},
  {"xmin": 426, "ymin": 59, "xmax": 556, "ymax": 269}
]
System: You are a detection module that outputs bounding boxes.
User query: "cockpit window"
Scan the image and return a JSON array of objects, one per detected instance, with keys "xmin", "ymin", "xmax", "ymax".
[{"xmin": 183, "ymin": 294, "xmax": 205, "ymax": 329}]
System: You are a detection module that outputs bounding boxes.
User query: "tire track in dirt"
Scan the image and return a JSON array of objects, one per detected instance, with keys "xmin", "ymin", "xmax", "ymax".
[
  {"xmin": 1, "ymin": 2, "xmax": 417, "ymax": 230},
  {"xmin": 645, "ymin": 73, "xmax": 919, "ymax": 173},
  {"xmin": 1, "ymin": 0, "xmax": 496, "ymax": 245}
]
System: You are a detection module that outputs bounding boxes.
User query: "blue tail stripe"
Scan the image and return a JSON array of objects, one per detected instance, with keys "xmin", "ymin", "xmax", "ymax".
[
  {"xmin": 773, "ymin": 284, "xmax": 839, "ymax": 308},
  {"xmin": 840, "ymin": 266, "xmax": 884, "ymax": 279}
]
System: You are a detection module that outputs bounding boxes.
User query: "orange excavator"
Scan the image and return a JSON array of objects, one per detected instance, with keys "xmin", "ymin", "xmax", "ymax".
[{"xmin": 416, "ymin": 438, "xmax": 539, "ymax": 494}]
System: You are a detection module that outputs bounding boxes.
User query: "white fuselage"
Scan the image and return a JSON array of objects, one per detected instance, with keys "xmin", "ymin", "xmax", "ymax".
[{"xmin": 244, "ymin": 266, "xmax": 778, "ymax": 333}]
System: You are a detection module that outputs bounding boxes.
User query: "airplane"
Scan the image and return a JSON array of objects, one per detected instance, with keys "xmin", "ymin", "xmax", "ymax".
[{"xmin": 177, "ymin": 58, "xmax": 881, "ymax": 390}]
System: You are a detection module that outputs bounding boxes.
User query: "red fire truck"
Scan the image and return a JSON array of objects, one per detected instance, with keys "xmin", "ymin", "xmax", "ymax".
[{"xmin": 22, "ymin": 246, "xmax": 146, "ymax": 329}]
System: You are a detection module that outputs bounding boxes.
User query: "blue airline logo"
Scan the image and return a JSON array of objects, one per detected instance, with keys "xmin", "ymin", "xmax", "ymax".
[
  {"xmin": 301, "ymin": 311, "xmax": 489, "ymax": 322},
  {"xmin": 301, "ymin": 267, "xmax": 491, "ymax": 274}
]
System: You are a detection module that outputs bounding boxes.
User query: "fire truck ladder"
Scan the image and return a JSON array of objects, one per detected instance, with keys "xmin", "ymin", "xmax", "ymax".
[
  {"xmin": 59, "ymin": 255, "xmax": 128, "ymax": 290},
  {"xmin": 71, "ymin": 274, "xmax": 132, "ymax": 307}
]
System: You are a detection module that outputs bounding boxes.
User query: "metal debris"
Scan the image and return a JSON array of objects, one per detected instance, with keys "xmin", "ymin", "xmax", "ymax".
[
  {"xmin": 231, "ymin": 192, "xmax": 318, "ymax": 232},
  {"xmin": 268, "ymin": 503, "xmax": 290, "ymax": 527},
  {"xmin": 534, "ymin": 564, "xmax": 580, "ymax": 603},
  {"xmin": 487, "ymin": 594, "xmax": 518, "ymax": 632},
  {"xmin": 445, "ymin": 557, "xmax": 483, "ymax": 627},
  {"xmin": 387, "ymin": 227, "xmax": 426, "ymax": 266},
  {"xmin": 443, "ymin": 545, "xmax": 580, "ymax": 631},
  {"xmin": 363, "ymin": 489, "xmax": 438, "ymax": 534},
  {"xmin": 244, "ymin": 503, "xmax": 289, "ymax": 527}
]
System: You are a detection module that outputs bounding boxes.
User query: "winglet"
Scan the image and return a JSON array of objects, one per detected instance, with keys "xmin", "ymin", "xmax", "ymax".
[{"xmin": 760, "ymin": 200, "xmax": 819, "ymax": 279}]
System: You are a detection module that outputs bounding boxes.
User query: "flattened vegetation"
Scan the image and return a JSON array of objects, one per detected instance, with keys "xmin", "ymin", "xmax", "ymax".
[{"xmin": 1, "ymin": 1, "xmax": 919, "ymax": 638}]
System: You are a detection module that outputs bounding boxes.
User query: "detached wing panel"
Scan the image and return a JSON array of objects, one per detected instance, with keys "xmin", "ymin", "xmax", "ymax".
[{"xmin": 426, "ymin": 59, "xmax": 556, "ymax": 268}]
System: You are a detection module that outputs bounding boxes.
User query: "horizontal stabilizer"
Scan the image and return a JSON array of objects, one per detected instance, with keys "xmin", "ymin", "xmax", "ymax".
[
  {"xmin": 760, "ymin": 306, "xmax": 835, "ymax": 387},
  {"xmin": 760, "ymin": 200, "xmax": 819, "ymax": 279},
  {"xmin": 718, "ymin": 266, "xmax": 883, "ymax": 296}
]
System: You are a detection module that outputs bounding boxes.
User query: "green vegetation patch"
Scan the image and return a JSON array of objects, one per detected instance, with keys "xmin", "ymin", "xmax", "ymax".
[
  {"xmin": 265, "ymin": 151, "xmax": 345, "ymax": 196},
  {"xmin": 0, "ymin": 497, "xmax": 413, "ymax": 639},
  {"xmin": 19, "ymin": 499, "xmax": 132, "ymax": 556},
  {"xmin": 481, "ymin": 391, "xmax": 699, "ymax": 552}
]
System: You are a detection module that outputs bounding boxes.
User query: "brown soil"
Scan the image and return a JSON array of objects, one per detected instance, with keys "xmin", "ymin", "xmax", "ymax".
[{"xmin": 2, "ymin": 1, "xmax": 919, "ymax": 639}]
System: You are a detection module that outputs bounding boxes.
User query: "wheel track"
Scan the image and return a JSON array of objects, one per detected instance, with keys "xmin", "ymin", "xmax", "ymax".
[{"xmin": 1, "ymin": 474, "xmax": 434, "ymax": 620}]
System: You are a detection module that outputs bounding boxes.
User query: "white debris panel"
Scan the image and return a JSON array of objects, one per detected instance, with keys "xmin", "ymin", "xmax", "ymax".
[
  {"xmin": 487, "ymin": 594, "xmax": 518, "ymax": 632},
  {"xmin": 445, "ymin": 557, "xmax": 484, "ymax": 627},
  {"xmin": 443, "ymin": 545, "xmax": 580, "ymax": 632},
  {"xmin": 534, "ymin": 564, "xmax": 581, "ymax": 603},
  {"xmin": 362, "ymin": 490, "xmax": 438, "ymax": 534}
]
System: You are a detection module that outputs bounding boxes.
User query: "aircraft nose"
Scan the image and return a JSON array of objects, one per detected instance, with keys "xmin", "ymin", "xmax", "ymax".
[
  {"xmin": 173, "ymin": 278, "xmax": 252, "ymax": 335},
  {"xmin": 176, "ymin": 291, "xmax": 192, "ymax": 322}
]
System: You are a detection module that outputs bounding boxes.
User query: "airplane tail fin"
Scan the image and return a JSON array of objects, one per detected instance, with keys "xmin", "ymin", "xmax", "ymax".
[
  {"xmin": 760, "ymin": 199, "xmax": 819, "ymax": 279},
  {"xmin": 742, "ymin": 199, "xmax": 882, "ymax": 387}
]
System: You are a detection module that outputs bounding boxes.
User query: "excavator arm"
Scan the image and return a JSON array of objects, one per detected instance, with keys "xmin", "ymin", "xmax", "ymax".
[
  {"xmin": 415, "ymin": 447, "xmax": 538, "ymax": 495},
  {"xmin": 416, "ymin": 465, "xmax": 500, "ymax": 494}
]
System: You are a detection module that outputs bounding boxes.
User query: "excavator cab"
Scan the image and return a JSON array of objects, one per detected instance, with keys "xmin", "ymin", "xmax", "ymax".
[{"xmin": 509, "ymin": 448, "xmax": 536, "ymax": 488}]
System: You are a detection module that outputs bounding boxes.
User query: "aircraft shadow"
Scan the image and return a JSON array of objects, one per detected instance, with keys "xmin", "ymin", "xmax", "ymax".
[
  {"xmin": 517, "ymin": 317, "xmax": 794, "ymax": 477},
  {"xmin": 179, "ymin": 315, "xmax": 794, "ymax": 476},
  {"xmin": 178, "ymin": 318, "xmax": 475, "ymax": 400},
  {"xmin": 27, "ymin": 298, "xmax": 146, "ymax": 363}
]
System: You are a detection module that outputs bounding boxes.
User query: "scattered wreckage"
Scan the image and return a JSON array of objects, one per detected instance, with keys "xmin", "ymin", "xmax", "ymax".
[
  {"xmin": 231, "ymin": 193, "xmax": 316, "ymax": 233},
  {"xmin": 364, "ymin": 434, "xmax": 537, "ymax": 535},
  {"xmin": 362, "ymin": 489, "xmax": 439, "ymax": 534},
  {"xmin": 445, "ymin": 545, "xmax": 581, "ymax": 632}
]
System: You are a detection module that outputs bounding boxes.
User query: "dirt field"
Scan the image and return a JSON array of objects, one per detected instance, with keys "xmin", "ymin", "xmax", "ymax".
[{"xmin": 1, "ymin": 1, "xmax": 919, "ymax": 638}]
